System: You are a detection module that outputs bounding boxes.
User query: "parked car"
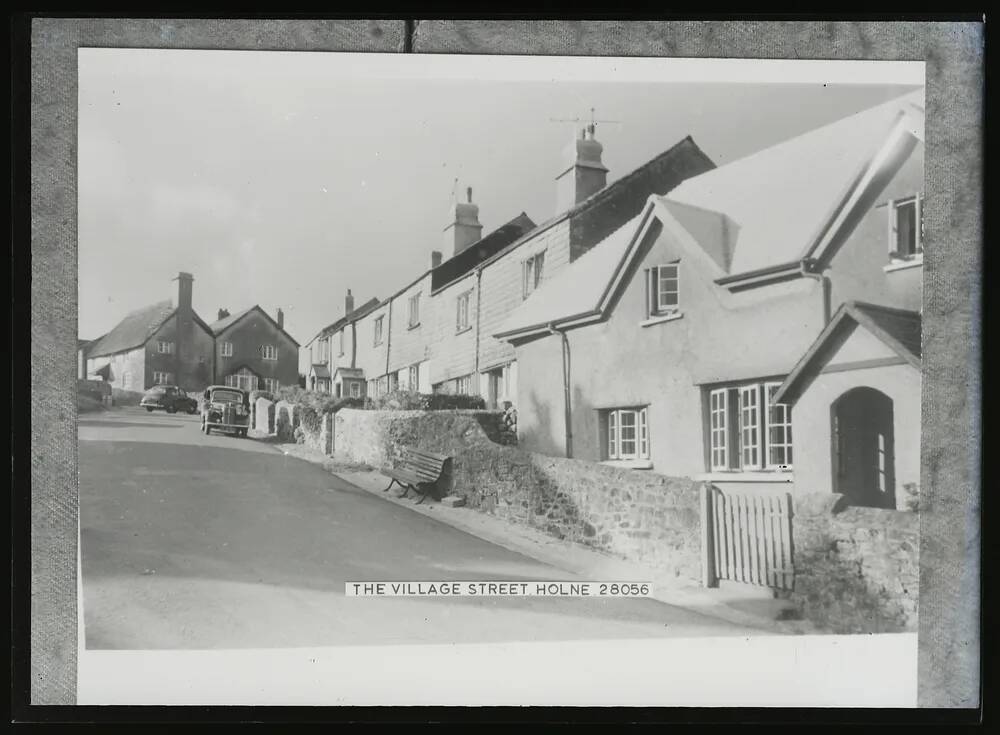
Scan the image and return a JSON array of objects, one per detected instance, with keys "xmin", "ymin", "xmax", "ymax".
[
  {"xmin": 201, "ymin": 385, "xmax": 251, "ymax": 437},
  {"xmin": 140, "ymin": 385, "xmax": 199, "ymax": 414}
]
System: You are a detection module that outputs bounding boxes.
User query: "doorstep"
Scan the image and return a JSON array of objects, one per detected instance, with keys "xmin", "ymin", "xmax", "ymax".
[{"xmin": 267, "ymin": 440, "xmax": 812, "ymax": 635}]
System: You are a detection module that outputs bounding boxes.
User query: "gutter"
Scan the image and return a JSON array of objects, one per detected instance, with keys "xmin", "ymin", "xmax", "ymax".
[
  {"xmin": 799, "ymin": 257, "xmax": 832, "ymax": 325},
  {"xmin": 547, "ymin": 323, "xmax": 573, "ymax": 459}
]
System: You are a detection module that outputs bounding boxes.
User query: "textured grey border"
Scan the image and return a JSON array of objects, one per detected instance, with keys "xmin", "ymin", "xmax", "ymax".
[
  {"xmin": 29, "ymin": 18, "xmax": 405, "ymax": 706},
  {"xmin": 31, "ymin": 18, "xmax": 982, "ymax": 709}
]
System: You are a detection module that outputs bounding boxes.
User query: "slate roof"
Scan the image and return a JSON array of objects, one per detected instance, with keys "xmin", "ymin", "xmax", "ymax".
[
  {"xmin": 310, "ymin": 364, "xmax": 331, "ymax": 379},
  {"xmin": 86, "ymin": 300, "xmax": 177, "ymax": 358},
  {"xmin": 772, "ymin": 300, "xmax": 921, "ymax": 405},
  {"xmin": 664, "ymin": 89, "xmax": 925, "ymax": 276},
  {"xmin": 334, "ymin": 367, "xmax": 364, "ymax": 379},
  {"xmin": 209, "ymin": 305, "xmax": 300, "ymax": 346},
  {"xmin": 431, "ymin": 212, "xmax": 537, "ymax": 292},
  {"xmin": 309, "ymin": 297, "xmax": 382, "ymax": 346}
]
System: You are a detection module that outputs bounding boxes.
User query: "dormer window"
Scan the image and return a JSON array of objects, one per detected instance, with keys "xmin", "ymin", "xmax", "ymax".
[
  {"xmin": 888, "ymin": 194, "xmax": 923, "ymax": 261},
  {"xmin": 645, "ymin": 262, "xmax": 680, "ymax": 319}
]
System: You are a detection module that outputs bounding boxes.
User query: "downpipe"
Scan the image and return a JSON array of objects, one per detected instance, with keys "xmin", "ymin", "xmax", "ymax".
[
  {"xmin": 547, "ymin": 323, "xmax": 573, "ymax": 459},
  {"xmin": 800, "ymin": 258, "xmax": 832, "ymax": 325}
]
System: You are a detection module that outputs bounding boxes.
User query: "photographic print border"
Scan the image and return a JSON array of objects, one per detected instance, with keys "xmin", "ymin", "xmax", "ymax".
[{"xmin": 20, "ymin": 15, "xmax": 982, "ymax": 714}]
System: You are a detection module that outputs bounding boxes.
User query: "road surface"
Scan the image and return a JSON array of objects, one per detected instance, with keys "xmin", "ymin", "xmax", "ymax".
[{"xmin": 79, "ymin": 407, "xmax": 759, "ymax": 649}]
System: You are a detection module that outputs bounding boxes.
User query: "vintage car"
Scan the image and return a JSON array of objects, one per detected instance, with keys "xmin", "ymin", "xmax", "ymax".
[
  {"xmin": 200, "ymin": 385, "xmax": 251, "ymax": 437},
  {"xmin": 140, "ymin": 384, "xmax": 199, "ymax": 414}
]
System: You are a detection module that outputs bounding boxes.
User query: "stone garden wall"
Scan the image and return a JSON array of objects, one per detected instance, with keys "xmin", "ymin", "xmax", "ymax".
[
  {"xmin": 333, "ymin": 408, "xmax": 703, "ymax": 582},
  {"xmin": 791, "ymin": 493, "xmax": 919, "ymax": 633}
]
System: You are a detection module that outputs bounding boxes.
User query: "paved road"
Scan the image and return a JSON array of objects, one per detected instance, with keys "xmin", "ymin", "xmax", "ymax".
[{"xmin": 79, "ymin": 407, "xmax": 757, "ymax": 649}]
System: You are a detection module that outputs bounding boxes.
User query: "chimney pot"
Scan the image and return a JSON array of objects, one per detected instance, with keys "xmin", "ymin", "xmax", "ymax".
[
  {"xmin": 345, "ymin": 289, "xmax": 355, "ymax": 315},
  {"xmin": 217, "ymin": 308, "xmax": 230, "ymax": 321}
]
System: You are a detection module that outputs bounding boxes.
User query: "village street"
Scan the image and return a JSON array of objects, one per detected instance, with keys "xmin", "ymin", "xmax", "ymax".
[{"xmin": 78, "ymin": 407, "xmax": 761, "ymax": 649}]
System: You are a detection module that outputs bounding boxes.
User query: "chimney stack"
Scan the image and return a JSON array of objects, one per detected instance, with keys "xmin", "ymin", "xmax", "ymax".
[
  {"xmin": 276, "ymin": 307, "xmax": 284, "ymax": 330},
  {"xmin": 345, "ymin": 289, "xmax": 355, "ymax": 316},
  {"xmin": 443, "ymin": 185, "xmax": 483, "ymax": 256},
  {"xmin": 174, "ymin": 272, "xmax": 194, "ymax": 315},
  {"xmin": 430, "ymin": 250, "xmax": 443, "ymax": 269},
  {"xmin": 217, "ymin": 308, "xmax": 230, "ymax": 321},
  {"xmin": 554, "ymin": 123, "xmax": 609, "ymax": 214}
]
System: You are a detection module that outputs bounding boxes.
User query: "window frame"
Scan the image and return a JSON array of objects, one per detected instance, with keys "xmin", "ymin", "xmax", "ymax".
[
  {"xmin": 456, "ymin": 290, "xmax": 472, "ymax": 332},
  {"xmin": 152, "ymin": 370, "xmax": 173, "ymax": 385},
  {"xmin": 157, "ymin": 340, "xmax": 175, "ymax": 355},
  {"xmin": 646, "ymin": 262, "xmax": 681, "ymax": 319},
  {"xmin": 408, "ymin": 364, "xmax": 420, "ymax": 391},
  {"xmin": 764, "ymin": 382, "xmax": 794, "ymax": 470},
  {"xmin": 707, "ymin": 381, "xmax": 793, "ymax": 473},
  {"xmin": 408, "ymin": 292, "xmax": 421, "ymax": 329},
  {"xmin": 605, "ymin": 407, "xmax": 650, "ymax": 461},
  {"xmin": 888, "ymin": 193, "xmax": 924, "ymax": 261},
  {"xmin": 349, "ymin": 381, "xmax": 362, "ymax": 398},
  {"xmin": 522, "ymin": 250, "xmax": 546, "ymax": 300},
  {"xmin": 373, "ymin": 315, "xmax": 384, "ymax": 346},
  {"xmin": 220, "ymin": 341, "xmax": 233, "ymax": 357},
  {"xmin": 261, "ymin": 344, "xmax": 278, "ymax": 361}
]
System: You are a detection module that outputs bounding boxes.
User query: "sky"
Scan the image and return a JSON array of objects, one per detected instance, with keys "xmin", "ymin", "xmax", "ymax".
[{"xmin": 77, "ymin": 50, "xmax": 922, "ymax": 373}]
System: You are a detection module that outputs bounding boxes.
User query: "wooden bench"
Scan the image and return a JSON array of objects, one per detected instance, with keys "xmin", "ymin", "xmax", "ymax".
[{"xmin": 382, "ymin": 448, "xmax": 451, "ymax": 505}]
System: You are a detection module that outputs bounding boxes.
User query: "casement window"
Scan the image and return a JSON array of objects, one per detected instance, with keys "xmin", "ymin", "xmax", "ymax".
[
  {"xmin": 408, "ymin": 364, "xmax": 419, "ymax": 390},
  {"xmin": 262, "ymin": 378, "xmax": 280, "ymax": 393},
  {"xmin": 261, "ymin": 344, "xmax": 278, "ymax": 361},
  {"xmin": 318, "ymin": 338, "xmax": 328, "ymax": 363},
  {"xmin": 645, "ymin": 262, "xmax": 680, "ymax": 318},
  {"xmin": 522, "ymin": 251, "xmax": 546, "ymax": 299},
  {"xmin": 157, "ymin": 340, "xmax": 175, "ymax": 355},
  {"xmin": 225, "ymin": 367, "xmax": 258, "ymax": 391},
  {"xmin": 456, "ymin": 375, "xmax": 473, "ymax": 395},
  {"xmin": 888, "ymin": 193, "xmax": 923, "ymax": 260},
  {"xmin": 152, "ymin": 371, "xmax": 173, "ymax": 385},
  {"xmin": 708, "ymin": 382, "xmax": 793, "ymax": 472},
  {"xmin": 220, "ymin": 341, "xmax": 233, "ymax": 357},
  {"xmin": 373, "ymin": 316, "xmax": 384, "ymax": 345},
  {"xmin": 605, "ymin": 407, "xmax": 650, "ymax": 461},
  {"xmin": 408, "ymin": 292, "xmax": 421, "ymax": 328},
  {"xmin": 349, "ymin": 381, "xmax": 362, "ymax": 398},
  {"xmin": 456, "ymin": 290, "xmax": 472, "ymax": 332}
]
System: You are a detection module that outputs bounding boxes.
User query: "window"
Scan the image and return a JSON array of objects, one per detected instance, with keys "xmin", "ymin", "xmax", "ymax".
[
  {"xmin": 408, "ymin": 364, "xmax": 419, "ymax": 390},
  {"xmin": 888, "ymin": 194, "xmax": 923, "ymax": 260},
  {"xmin": 157, "ymin": 340, "xmax": 175, "ymax": 354},
  {"xmin": 388, "ymin": 372, "xmax": 399, "ymax": 393},
  {"xmin": 709, "ymin": 382, "xmax": 793, "ymax": 472},
  {"xmin": 374, "ymin": 316, "xmax": 384, "ymax": 345},
  {"xmin": 261, "ymin": 344, "xmax": 278, "ymax": 361},
  {"xmin": 408, "ymin": 292, "xmax": 421, "ymax": 328},
  {"xmin": 318, "ymin": 338, "xmax": 329, "ymax": 363},
  {"xmin": 152, "ymin": 371, "xmax": 174, "ymax": 385},
  {"xmin": 605, "ymin": 407, "xmax": 650, "ymax": 460},
  {"xmin": 646, "ymin": 262, "xmax": 680, "ymax": 318},
  {"xmin": 455, "ymin": 375, "xmax": 473, "ymax": 395},
  {"xmin": 349, "ymin": 381, "xmax": 361, "ymax": 398},
  {"xmin": 221, "ymin": 341, "xmax": 233, "ymax": 357},
  {"xmin": 262, "ymin": 378, "xmax": 280, "ymax": 393},
  {"xmin": 456, "ymin": 290, "xmax": 471, "ymax": 332},
  {"xmin": 225, "ymin": 367, "xmax": 258, "ymax": 391},
  {"xmin": 522, "ymin": 251, "xmax": 546, "ymax": 299}
]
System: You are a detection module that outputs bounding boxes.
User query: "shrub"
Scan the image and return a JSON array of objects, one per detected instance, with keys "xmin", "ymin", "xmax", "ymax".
[
  {"xmin": 367, "ymin": 389, "xmax": 486, "ymax": 411},
  {"xmin": 425, "ymin": 393, "xmax": 486, "ymax": 411}
]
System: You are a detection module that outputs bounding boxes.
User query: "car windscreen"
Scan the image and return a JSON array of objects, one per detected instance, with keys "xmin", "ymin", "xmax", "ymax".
[
  {"xmin": 209, "ymin": 390, "xmax": 243, "ymax": 404},
  {"xmin": 146, "ymin": 387, "xmax": 166, "ymax": 395}
]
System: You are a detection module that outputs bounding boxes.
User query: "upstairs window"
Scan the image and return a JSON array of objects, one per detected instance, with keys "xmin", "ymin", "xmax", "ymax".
[
  {"xmin": 408, "ymin": 292, "xmax": 421, "ymax": 328},
  {"xmin": 645, "ymin": 262, "xmax": 680, "ymax": 318},
  {"xmin": 157, "ymin": 340, "xmax": 175, "ymax": 355},
  {"xmin": 374, "ymin": 315, "xmax": 384, "ymax": 346},
  {"xmin": 605, "ymin": 407, "xmax": 650, "ymax": 461},
  {"xmin": 456, "ymin": 290, "xmax": 472, "ymax": 332},
  {"xmin": 220, "ymin": 341, "xmax": 233, "ymax": 357},
  {"xmin": 318, "ymin": 338, "xmax": 329, "ymax": 363},
  {"xmin": 522, "ymin": 251, "xmax": 546, "ymax": 299},
  {"xmin": 708, "ymin": 381, "xmax": 792, "ymax": 472},
  {"xmin": 888, "ymin": 194, "xmax": 923, "ymax": 261},
  {"xmin": 261, "ymin": 344, "xmax": 278, "ymax": 361}
]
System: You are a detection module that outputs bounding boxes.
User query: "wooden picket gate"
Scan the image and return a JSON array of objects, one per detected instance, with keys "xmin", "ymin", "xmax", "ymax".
[{"xmin": 700, "ymin": 485, "xmax": 794, "ymax": 591}]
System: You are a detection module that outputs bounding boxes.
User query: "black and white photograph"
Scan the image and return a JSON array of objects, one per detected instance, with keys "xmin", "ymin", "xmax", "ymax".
[
  {"xmin": 17, "ymin": 18, "xmax": 983, "ymax": 714},
  {"xmin": 69, "ymin": 49, "xmax": 935, "ymax": 706}
]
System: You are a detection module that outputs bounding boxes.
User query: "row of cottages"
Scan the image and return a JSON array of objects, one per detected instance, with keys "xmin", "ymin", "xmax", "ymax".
[
  {"xmin": 84, "ymin": 272, "xmax": 299, "ymax": 393},
  {"xmin": 303, "ymin": 123, "xmax": 716, "ymax": 409},
  {"xmin": 495, "ymin": 90, "xmax": 925, "ymax": 510}
]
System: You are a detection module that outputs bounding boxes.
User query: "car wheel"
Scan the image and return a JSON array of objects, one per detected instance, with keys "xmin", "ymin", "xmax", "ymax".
[
  {"xmin": 166, "ymin": 405, "xmax": 177, "ymax": 414},
  {"xmin": 145, "ymin": 406, "xmax": 154, "ymax": 412}
]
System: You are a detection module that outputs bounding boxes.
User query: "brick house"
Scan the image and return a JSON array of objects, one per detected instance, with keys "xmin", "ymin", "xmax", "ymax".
[
  {"xmin": 210, "ymin": 305, "xmax": 300, "ymax": 392},
  {"xmin": 495, "ymin": 90, "xmax": 924, "ymax": 510},
  {"xmin": 85, "ymin": 272, "xmax": 215, "ymax": 392}
]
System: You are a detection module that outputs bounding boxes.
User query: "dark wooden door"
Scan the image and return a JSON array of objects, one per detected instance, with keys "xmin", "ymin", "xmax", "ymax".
[{"xmin": 833, "ymin": 387, "xmax": 896, "ymax": 509}]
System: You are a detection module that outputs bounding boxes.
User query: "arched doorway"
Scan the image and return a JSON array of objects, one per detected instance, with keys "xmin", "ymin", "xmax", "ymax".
[{"xmin": 831, "ymin": 387, "xmax": 896, "ymax": 509}]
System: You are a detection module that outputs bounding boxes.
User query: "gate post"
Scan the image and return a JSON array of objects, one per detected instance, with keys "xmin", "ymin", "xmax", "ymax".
[{"xmin": 700, "ymin": 482, "xmax": 719, "ymax": 588}]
